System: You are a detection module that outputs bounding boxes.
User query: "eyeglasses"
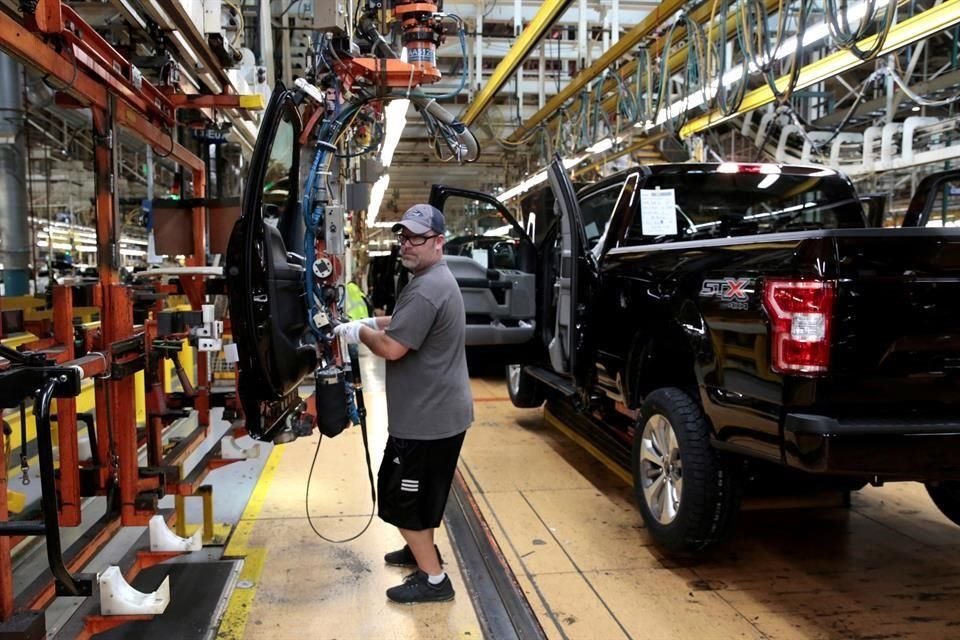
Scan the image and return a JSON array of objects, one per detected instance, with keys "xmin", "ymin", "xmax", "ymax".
[{"xmin": 396, "ymin": 234, "xmax": 439, "ymax": 247}]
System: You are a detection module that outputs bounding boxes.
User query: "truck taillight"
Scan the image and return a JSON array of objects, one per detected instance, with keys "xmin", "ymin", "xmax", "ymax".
[{"xmin": 762, "ymin": 279, "xmax": 836, "ymax": 374}]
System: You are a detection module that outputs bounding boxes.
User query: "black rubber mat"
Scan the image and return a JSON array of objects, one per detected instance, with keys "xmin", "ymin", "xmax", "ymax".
[{"xmin": 95, "ymin": 561, "xmax": 235, "ymax": 639}]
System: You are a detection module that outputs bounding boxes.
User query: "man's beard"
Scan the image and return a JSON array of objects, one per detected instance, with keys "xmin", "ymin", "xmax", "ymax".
[{"xmin": 400, "ymin": 254, "xmax": 418, "ymax": 271}]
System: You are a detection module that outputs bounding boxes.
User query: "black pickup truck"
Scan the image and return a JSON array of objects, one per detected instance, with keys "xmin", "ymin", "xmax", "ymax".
[{"xmin": 432, "ymin": 160, "xmax": 960, "ymax": 552}]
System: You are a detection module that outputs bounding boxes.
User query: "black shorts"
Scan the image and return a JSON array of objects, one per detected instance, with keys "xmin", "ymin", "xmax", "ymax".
[{"xmin": 377, "ymin": 432, "xmax": 466, "ymax": 531}]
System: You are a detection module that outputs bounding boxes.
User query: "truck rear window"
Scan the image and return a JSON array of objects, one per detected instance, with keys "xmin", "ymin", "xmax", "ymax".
[{"xmin": 625, "ymin": 171, "xmax": 865, "ymax": 243}]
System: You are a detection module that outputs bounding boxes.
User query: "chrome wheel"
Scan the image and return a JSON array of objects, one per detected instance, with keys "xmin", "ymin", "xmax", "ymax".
[
  {"xmin": 639, "ymin": 414, "xmax": 683, "ymax": 525},
  {"xmin": 507, "ymin": 364, "xmax": 522, "ymax": 396}
]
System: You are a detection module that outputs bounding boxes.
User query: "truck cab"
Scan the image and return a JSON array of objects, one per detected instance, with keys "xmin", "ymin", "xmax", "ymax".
[{"xmin": 436, "ymin": 159, "xmax": 960, "ymax": 552}]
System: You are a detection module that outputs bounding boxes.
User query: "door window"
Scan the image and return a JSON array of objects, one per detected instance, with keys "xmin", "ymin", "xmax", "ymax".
[
  {"xmin": 925, "ymin": 177, "xmax": 960, "ymax": 228},
  {"xmin": 441, "ymin": 196, "xmax": 522, "ymax": 269},
  {"xmin": 578, "ymin": 184, "xmax": 623, "ymax": 250},
  {"xmin": 625, "ymin": 172, "xmax": 864, "ymax": 244}
]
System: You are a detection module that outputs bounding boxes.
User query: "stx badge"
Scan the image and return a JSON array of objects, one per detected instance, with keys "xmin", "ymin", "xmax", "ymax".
[{"xmin": 700, "ymin": 278, "xmax": 755, "ymax": 309}]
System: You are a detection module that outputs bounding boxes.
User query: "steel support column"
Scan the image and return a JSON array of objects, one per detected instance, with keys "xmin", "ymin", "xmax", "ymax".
[
  {"xmin": 612, "ymin": 0, "xmax": 620, "ymax": 46},
  {"xmin": 538, "ymin": 42, "xmax": 546, "ymax": 110},
  {"xmin": 475, "ymin": 0, "xmax": 484, "ymax": 95},
  {"xmin": 0, "ymin": 53, "xmax": 30, "ymax": 295},
  {"xmin": 578, "ymin": 0, "xmax": 587, "ymax": 68},
  {"xmin": 91, "ymin": 105, "xmax": 143, "ymax": 525},
  {"xmin": 515, "ymin": 0, "xmax": 524, "ymax": 118},
  {"xmin": 52, "ymin": 285, "xmax": 82, "ymax": 525},
  {"xmin": 184, "ymin": 166, "xmax": 209, "ymax": 429}
]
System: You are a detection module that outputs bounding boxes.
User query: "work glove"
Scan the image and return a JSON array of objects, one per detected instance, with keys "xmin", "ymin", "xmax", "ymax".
[
  {"xmin": 333, "ymin": 320, "xmax": 364, "ymax": 345},
  {"xmin": 360, "ymin": 317, "xmax": 379, "ymax": 330}
]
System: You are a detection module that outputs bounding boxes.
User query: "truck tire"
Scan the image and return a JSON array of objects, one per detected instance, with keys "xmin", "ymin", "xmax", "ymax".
[
  {"xmin": 632, "ymin": 387, "xmax": 740, "ymax": 552},
  {"xmin": 506, "ymin": 365, "xmax": 544, "ymax": 408},
  {"xmin": 925, "ymin": 481, "xmax": 960, "ymax": 526}
]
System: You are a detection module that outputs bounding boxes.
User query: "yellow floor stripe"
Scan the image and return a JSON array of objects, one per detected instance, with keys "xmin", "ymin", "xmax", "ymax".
[
  {"xmin": 543, "ymin": 408, "xmax": 634, "ymax": 486},
  {"xmin": 217, "ymin": 445, "xmax": 284, "ymax": 640}
]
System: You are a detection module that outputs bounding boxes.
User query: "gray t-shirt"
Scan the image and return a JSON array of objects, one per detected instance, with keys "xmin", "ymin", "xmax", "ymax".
[{"xmin": 384, "ymin": 259, "xmax": 474, "ymax": 439}]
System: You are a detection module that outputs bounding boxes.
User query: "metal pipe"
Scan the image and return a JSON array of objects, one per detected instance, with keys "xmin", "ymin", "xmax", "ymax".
[
  {"xmin": 1, "ymin": 420, "xmax": 14, "ymax": 620},
  {"xmin": 578, "ymin": 0, "xmax": 587, "ymax": 68},
  {"xmin": 34, "ymin": 379, "xmax": 91, "ymax": 596},
  {"xmin": 475, "ymin": 0, "xmax": 483, "ymax": 95},
  {"xmin": 538, "ymin": 42, "xmax": 546, "ymax": 110},
  {"xmin": 0, "ymin": 52, "xmax": 29, "ymax": 295}
]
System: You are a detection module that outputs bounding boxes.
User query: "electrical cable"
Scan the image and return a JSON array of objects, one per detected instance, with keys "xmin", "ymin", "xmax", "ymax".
[
  {"xmin": 278, "ymin": 0, "xmax": 303, "ymax": 18},
  {"xmin": 418, "ymin": 15, "xmax": 468, "ymax": 100},
  {"xmin": 303, "ymin": 432, "xmax": 376, "ymax": 543},
  {"xmin": 707, "ymin": 0, "xmax": 749, "ymax": 115},
  {"xmin": 824, "ymin": 0, "xmax": 897, "ymax": 61},
  {"xmin": 223, "ymin": 0, "xmax": 244, "ymax": 46},
  {"xmin": 151, "ymin": 121, "xmax": 177, "ymax": 159},
  {"xmin": 813, "ymin": 71, "xmax": 879, "ymax": 149}
]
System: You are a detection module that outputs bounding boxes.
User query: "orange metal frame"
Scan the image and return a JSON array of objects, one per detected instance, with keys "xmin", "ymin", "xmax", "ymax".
[{"xmin": 0, "ymin": 0, "xmax": 236, "ymax": 629}]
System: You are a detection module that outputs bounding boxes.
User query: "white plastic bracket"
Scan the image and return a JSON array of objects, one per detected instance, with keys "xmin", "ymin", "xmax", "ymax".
[
  {"xmin": 148, "ymin": 514, "xmax": 202, "ymax": 552},
  {"xmin": 223, "ymin": 342, "xmax": 239, "ymax": 364},
  {"xmin": 221, "ymin": 435, "xmax": 262, "ymax": 460},
  {"xmin": 98, "ymin": 565, "xmax": 171, "ymax": 616}
]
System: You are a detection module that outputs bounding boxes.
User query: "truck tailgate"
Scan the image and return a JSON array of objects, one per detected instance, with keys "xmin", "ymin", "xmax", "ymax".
[{"xmin": 825, "ymin": 230, "xmax": 960, "ymax": 416}]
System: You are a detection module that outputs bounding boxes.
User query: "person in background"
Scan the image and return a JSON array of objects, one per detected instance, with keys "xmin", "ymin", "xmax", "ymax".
[
  {"xmin": 334, "ymin": 203, "xmax": 473, "ymax": 604},
  {"xmin": 344, "ymin": 274, "xmax": 373, "ymax": 322}
]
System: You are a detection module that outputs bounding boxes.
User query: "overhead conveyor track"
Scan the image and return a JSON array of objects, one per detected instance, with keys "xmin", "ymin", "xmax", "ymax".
[
  {"xmin": 680, "ymin": 0, "xmax": 960, "ymax": 138},
  {"xmin": 461, "ymin": 0, "xmax": 575, "ymax": 126},
  {"xmin": 505, "ymin": 0, "xmax": 688, "ymax": 143}
]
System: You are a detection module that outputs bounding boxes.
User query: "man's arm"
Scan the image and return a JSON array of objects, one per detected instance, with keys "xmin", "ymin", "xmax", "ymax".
[{"xmin": 359, "ymin": 326, "xmax": 408, "ymax": 360}]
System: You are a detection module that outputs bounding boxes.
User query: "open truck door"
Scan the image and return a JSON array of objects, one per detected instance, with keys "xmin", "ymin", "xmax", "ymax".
[
  {"xmin": 225, "ymin": 84, "xmax": 316, "ymax": 441},
  {"xmin": 428, "ymin": 185, "xmax": 538, "ymax": 350},
  {"xmin": 545, "ymin": 154, "xmax": 598, "ymax": 395}
]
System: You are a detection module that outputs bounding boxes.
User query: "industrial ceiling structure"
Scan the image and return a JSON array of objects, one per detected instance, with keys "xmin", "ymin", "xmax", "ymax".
[
  {"xmin": 0, "ymin": 0, "xmax": 958, "ymax": 255},
  {"xmin": 342, "ymin": 0, "xmax": 960, "ymax": 247}
]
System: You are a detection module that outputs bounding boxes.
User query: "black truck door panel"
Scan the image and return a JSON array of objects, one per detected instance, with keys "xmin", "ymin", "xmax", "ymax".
[
  {"xmin": 901, "ymin": 169, "xmax": 960, "ymax": 228},
  {"xmin": 547, "ymin": 155, "xmax": 597, "ymax": 391},
  {"xmin": 225, "ymin": 84, "xmax": 315, "ymax": 441}
]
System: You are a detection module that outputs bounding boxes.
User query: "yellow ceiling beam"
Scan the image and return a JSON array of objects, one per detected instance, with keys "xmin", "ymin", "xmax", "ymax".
[
  {"xmin": 594, "ymin": 0, "xmax": 782, "ymax": 125},
  {"xmin": 507, "ymin": 0, "xmax": 687, "ymax": 142},
  {"xmin": 680, "ymin": 0, "xmax": 960, "ymax": 138},
  {"xmin": 461, "ymin": 0, "xmax": 574, "ymax": 126}
]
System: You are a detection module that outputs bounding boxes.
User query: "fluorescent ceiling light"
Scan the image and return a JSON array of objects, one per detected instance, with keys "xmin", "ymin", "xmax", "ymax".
[
  {"xmin": 586, "ymin": 138, "xmax": 614, "ymax": 154},
  {"xmin": 370, "ymin": 221, "xmax": 397, "ymax": 228},
  {"xmin": 497, "ymin": 153, "xmax": 590, "ymax": 202},
  {"xmin": 381, "ymin": 100, "xmax": 409, "ymax": 168},
  {"xmin": 498, "ymin": 171, "xmax": 548, "ymax": 202},
  {"xmin": 366, "ymin": 174, "xmax": 391, "ymax": 226},
  {"xmin": 482, "ymin": 224, "xmax": 513, "ymax": 236}
]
